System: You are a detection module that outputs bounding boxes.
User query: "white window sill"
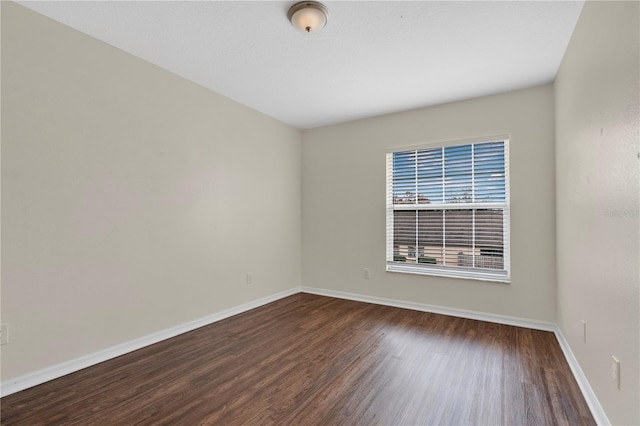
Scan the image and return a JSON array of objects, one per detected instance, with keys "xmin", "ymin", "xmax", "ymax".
[{"xmin": 386, "ymin": 263, "xmax": 510, "ymax": 284}]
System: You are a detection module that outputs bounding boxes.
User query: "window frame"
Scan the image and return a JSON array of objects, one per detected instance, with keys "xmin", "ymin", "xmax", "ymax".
[{"xmin": 385, "ymin": 136, "xmax": 511, "ymax": 283}]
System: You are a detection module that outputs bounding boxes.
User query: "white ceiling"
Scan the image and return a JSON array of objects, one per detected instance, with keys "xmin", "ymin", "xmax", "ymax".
[{"xmin": 18, "ymin": 1, "xmax": 584, "ymax": 129}]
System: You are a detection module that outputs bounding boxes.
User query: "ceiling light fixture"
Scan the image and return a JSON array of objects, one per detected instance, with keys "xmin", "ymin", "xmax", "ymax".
[{"xmin": 287, "ymin": 1, "xmax": 329, "ymax": 33}]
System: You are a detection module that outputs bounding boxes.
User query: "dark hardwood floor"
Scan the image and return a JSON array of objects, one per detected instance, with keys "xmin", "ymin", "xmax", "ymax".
[{"xmin": 1, "ymin": 293, "xmax": 595, "ymax": 425}]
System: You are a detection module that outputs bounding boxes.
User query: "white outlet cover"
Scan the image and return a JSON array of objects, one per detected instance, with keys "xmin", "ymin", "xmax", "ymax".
[{"xmin": 611, "ymin": 356, "xmax": 621, "ymax": 389}]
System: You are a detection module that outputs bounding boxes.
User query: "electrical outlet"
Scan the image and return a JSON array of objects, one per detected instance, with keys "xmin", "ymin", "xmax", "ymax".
[
  {"xmin": 611, "ymin": 356, "xmax": 620, "ymax": 389},
  {"xmin": 1, "ymin": 324, "xmax": 8, "ymax": 345},
  {"xmin": 581, "ymin": 320, "xmax": 587, "ymax": 343},
  {"xmin": 363, "ymin": 268, "xmax": 370, "ymax": 279},
  {"xmin": 246, "ymin": 272, "xmax": 253, "ymax": 285}
]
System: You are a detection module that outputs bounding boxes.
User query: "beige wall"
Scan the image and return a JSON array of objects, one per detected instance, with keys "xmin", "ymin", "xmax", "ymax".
[
  {"xmin": 555, "ymin": 1, "xmax": 640, "ymax": 424},
  {"xmin": 302, "ymin": 85, "xmax": 556, "ymax": 322},
  {"xmin": 1, "ymin": 2, "xmax": 301, "ymax": 380}
]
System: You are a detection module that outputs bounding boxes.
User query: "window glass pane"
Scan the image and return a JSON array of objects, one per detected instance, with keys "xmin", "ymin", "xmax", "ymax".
[
  {"xmin": 417, "ymin": 210, "xmax": 443, "ymax": 265},
  {"xmin": 393, "ymin": 150, "xmax": 417, "ymax": 205},
  {"xmin": 417, "ymin": 148, "xmax": 443, "ymax": 204},
  {"xmin": 444, "ymin": 209, "xmax": 473, "ymax": 266},
  {"xmin": 393, "ymin": 210, "xmax": 415, "ymax": 262},
  {"xmin": 475, "ymin": 209, "xmax": 504, "ymax": 270},
  {"xmin": 444, "ymin": 144, "xmax": 472, "ymax": 203},
  {"xmin": 474, "ymin": 142, "xmax": 506, "ymax": 202}
]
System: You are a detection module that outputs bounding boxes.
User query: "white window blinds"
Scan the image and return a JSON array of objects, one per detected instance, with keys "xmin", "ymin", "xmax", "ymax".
[{"xmin": 386, "ymin": 139, "xmax": 510, "ymax": 282}]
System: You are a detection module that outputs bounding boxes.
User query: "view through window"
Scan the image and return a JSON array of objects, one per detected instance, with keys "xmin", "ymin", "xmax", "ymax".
[{"xmin": 386, "ymin": 139, "xmax": 510, "ymax": 282}]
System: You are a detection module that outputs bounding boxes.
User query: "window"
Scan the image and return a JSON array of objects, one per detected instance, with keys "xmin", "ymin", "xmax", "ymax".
[{"xmin": 386, "ymin": 138, "xmax": 510, "ymax": 282}]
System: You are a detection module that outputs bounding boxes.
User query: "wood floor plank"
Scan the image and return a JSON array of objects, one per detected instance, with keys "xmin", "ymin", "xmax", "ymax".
[{"xmin": 1, "ymin": 293, "xmax": 595, "ymax": 425}]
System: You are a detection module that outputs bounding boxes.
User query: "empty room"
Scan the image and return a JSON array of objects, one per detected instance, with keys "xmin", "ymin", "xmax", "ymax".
[{"xmin": 1, "ymin": 1, "xmax": 638, "ymax": 425}]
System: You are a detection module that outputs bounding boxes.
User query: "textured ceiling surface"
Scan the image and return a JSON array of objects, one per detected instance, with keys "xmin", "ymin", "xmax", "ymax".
[{"xmin": 18, "ymin": 1, "xmax": 584, "ymax": 129}]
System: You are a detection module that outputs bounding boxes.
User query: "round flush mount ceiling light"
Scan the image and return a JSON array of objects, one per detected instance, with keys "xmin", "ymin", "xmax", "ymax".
[{"xmin": 287, "ymin": 1, "xmax": 329, "ymax": 33}]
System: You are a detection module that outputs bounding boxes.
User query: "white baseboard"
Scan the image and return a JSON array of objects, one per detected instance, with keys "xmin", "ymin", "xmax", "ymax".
[
  {"xmin": 2, "ymin": 285, "xmax": 609, "ymax": 426},
  {"xmin": 301, "ymin": 286, "xmax": 556, "ymax": 331},
  {"xmin": 0, "ymin": 287, "xmax": 300, "ymax": 398},
  {"xmin": 553, "ymin": 327, "xmax": 611, "ymax": 426},
  {"xmin": 301, "ymin": 286, "xmax": 609, "ymax": 425}
]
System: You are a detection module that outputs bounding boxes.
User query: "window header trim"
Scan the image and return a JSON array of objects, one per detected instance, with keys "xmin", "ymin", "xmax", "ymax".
[{"xmin": 385, "ymin": 134, "xmax": 511, "ymax": 154}]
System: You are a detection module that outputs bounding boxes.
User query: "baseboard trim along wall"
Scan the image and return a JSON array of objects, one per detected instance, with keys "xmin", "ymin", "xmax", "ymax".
[
  {"xmin": 0, "ymin": 287, "xmax": 300, "ymax": 398},
  {"xmin": 1, "ymin": 285, "xmax": 610, "ymax": 425},
  {"xmin": 553, "ymin": 327, "xmax": 611, "ymax": 426},
  {"xmin": 300, "ymin": 286, "xmax": 610, "ymax": 426},
  {"xmin": 301, "ymin": 286, "xmax": 556, "ymax": 331}
]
